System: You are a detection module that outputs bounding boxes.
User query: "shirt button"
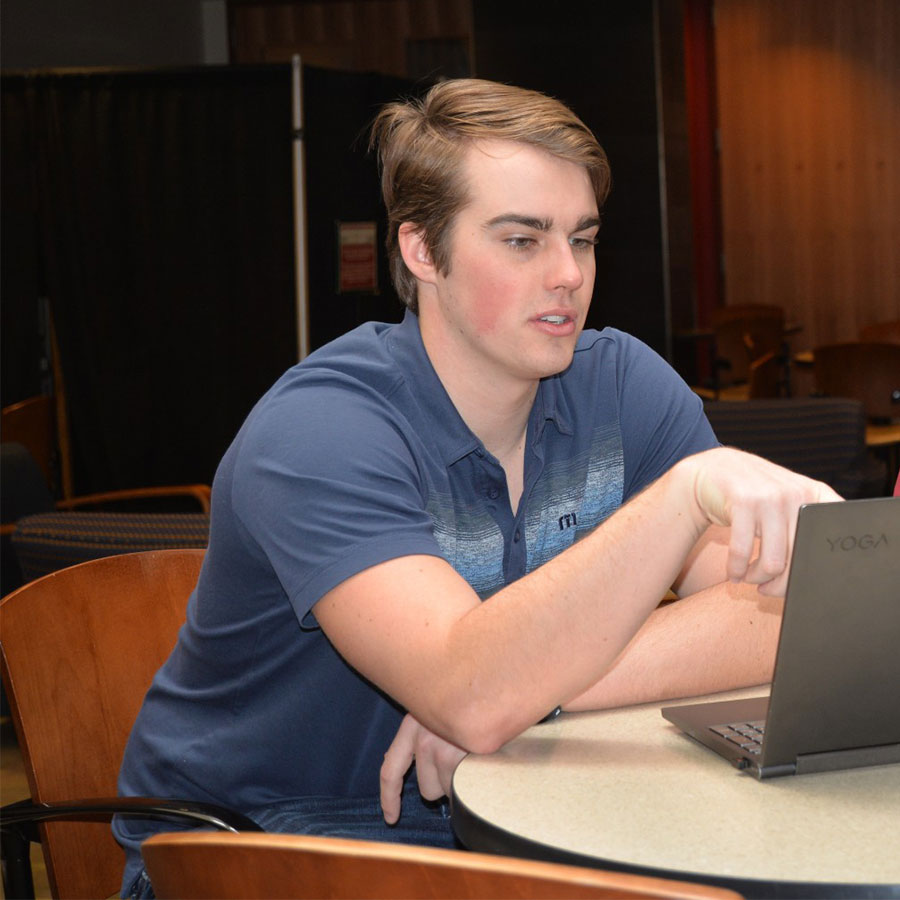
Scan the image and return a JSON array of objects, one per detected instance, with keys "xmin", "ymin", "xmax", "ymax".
[
  {"xmin": 514, "ymin": 529, "xmax": 521, "ymax": 542},
  {"xmin": 488, "ymin": 487, "xmax": 499, "ymax": 499}
]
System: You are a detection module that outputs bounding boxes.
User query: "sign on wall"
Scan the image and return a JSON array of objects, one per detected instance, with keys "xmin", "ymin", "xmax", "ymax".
[{"xmin": 337, "ymin": 221, "xmax": 378, "ymax": 293}]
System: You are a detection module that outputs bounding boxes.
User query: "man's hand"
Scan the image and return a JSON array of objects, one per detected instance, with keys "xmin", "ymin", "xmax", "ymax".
[
  {"xmin": 679, "ymin": 447, "xmax": 842, "ymax": 595},
  {"xmin": 380, "ymin": 713, "xmax": 467, "ymax": 825}
]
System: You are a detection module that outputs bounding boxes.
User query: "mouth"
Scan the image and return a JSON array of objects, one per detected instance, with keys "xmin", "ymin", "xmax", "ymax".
[
  {"xmin": 538, "ymin": 315, "xmax": 573, "ymax": 325},
  {"xmin": 533, "ymin": 312, "xmax": 578, "ymax": 338}
]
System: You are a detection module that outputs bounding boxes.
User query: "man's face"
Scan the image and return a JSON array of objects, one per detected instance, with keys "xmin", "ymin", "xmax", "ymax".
[{"xmin": 421, "ymin": 139, "xmax": 600, "ymax": 390}]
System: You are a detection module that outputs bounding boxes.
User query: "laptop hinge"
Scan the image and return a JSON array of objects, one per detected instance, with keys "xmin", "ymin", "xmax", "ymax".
[
  {"xmin": 795, "ymin": 742, "xmax": 900, "ymax": 775},
  {"xmin": 753, "ymin": 761, "xmax": 796, "ymax": 778}
]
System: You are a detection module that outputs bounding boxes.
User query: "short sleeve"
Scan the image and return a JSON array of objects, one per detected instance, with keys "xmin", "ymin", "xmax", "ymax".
[
  {"xmin": 230, "ymin": 378, "xmax": 444, "ymax": 619},
  {"xmin": 611, "ymin": 332, "xmax": 718, "ymax": 498}
]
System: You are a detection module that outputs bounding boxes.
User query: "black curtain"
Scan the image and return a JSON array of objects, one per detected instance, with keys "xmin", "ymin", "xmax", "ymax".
[
  {"xmin": 302, "ymin": 66, "xmax": 410, "ymax": 350},
  {"xmin": 1, "ymin": 65, "xmax": 412, "ymax": 495},
  {"xmin": 1, "ymin": 77, "xmax": 47, "ymax": 406}
]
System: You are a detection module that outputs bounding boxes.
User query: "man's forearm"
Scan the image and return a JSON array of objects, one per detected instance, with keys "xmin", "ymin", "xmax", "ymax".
[
  {"xmin": 317, "ymin": 448, "xmax": 837, "ymax": 755},
  {"xmin": 563, "ymin": 581, "xmax": 783, "ymax": 712},
  {"xmin": 439, "ymin": 460, "xmax": 708, "ymax": 748}
]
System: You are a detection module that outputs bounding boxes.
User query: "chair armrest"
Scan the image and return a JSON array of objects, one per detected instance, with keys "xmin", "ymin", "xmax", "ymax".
[
  {"xmin": 56, "ymin": 485, "xmax": 212, "ymax": 513},
  {"xmin": 0, "ymin": 796, "xmax": 261, "ymax": 835},
  {"xmin": 1, "ymin": 797, "xmax": 261, "ymax": 900}
]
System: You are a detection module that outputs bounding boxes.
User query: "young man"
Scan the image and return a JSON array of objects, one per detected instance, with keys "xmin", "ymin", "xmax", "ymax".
[{"xmin": 115, "ymin": 79, "xmax": 839, "ymax": 897}]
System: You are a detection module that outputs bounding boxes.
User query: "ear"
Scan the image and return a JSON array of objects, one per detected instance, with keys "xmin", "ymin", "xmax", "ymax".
[{"xmin": 397, "ymin": 223, "xmax": 438, "ymax": 286}]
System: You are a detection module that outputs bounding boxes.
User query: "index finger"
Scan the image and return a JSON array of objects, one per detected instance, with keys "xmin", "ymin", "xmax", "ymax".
[{"xmin": 379, "ymin": 718, "xmax": 416, "ymax": 825}]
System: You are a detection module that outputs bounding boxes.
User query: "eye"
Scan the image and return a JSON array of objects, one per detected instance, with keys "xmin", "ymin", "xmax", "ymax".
[
  {"xmin": 505, "ymin": 235, "xmax": 536, "ymax": 251},
  {"xmin": 570, "ymin": 235, "xmax": 599, "ymax": 251}
]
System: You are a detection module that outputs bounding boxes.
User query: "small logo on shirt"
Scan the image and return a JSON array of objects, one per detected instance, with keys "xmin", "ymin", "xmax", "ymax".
[{"xmin": 558, "ymin": 512, "xmax": 578, "ymax": 531}]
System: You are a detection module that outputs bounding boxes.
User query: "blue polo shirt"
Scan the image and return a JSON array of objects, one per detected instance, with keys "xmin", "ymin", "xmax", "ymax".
[{"xmin": 115, "ymin": 311, "xmax": 715, "ymax": 880}]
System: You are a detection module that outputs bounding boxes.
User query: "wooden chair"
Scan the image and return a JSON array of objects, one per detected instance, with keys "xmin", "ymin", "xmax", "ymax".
[
  {"xmin": 859, "ymin": 320, "xmax": 900, "ymax": 345},
  {"xmin": 0, "ymin": 396, "xmax": 57, "ymax": 492},
  {"xmin": 702, "ymin": 397, "xmax": 886, "ymax": 498},
  {"xmin": 10, "ymin": 509, "xmax": 213, "ymax": 584},
  {"xmin": 813, "ymin": 342, "xmax": 900, "ymax": 422},
  {"xmin": 1, "ymin": 441, "xmax": 211, "ymax": 538},
  {"xmin": 712, "ymin": 350, "xmax": 781, "ymax": 402},
  {"xmin": 706, "ymin": 305, "xmax": 787, "ymax": 394},
  {"xmin": 1, "ymin": 441, "xmax": 213, "ymax": 590},
  {"xmin": 0, "ymin": 550, "xmax": 261, "ymax": 900},
  {"xmin": 142, "ymin": 831, "xmax": 744, "ymax": 900}
]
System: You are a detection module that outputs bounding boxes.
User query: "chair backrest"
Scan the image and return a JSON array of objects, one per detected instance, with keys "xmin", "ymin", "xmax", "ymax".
[
  {"xmin": 710, "ymin": 303, "xmax": 784, "ymax": 325},
  {"xmin": 814, "ymin": 341, "xmax": 900, "ymax": 421},
  {"xmin": 1, "ymin": 442, "xmax": 58, "ymax": 595},
  {"xmin": 0, "ymin": 549, "xmax": 205, "ymax": 899},
  {"xmin": 711, "ymin": 307, "xmax": 785, "ymax": 385},
  {"xmin": 703, "ymin": 397, "xmax": 884, "ymax": 498},
  {"xmin": 0, "ymin": 395, "xmax": 56, "ymax": 492},
  {"xmin": 746, "ymin": 350, "xmax": 780, "ymax": 399},
  {"xmin": 0, "ymin": 443, "xmax": 56, "ymax": 526},
  {"xmin": 142, "ymin": 832, "xmax": 743, "ymax": 900},
  {"xmin": 11, "ymin": 510, "xmax": 210, "ymax": 583},
  {"xmin": 859, "ymin": 320, "xmax": 900, "ymax": 345}
]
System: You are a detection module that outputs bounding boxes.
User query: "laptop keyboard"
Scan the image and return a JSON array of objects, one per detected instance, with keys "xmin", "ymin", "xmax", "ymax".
[{"xmin": 710, "ymin": 720, "xmax": 767, "ymax": 755}]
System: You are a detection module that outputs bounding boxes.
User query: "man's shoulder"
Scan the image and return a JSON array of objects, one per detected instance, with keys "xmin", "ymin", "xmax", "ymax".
[
  {"xmin": 574, "ymin": 326, "xmax": 650, "ymax": 355},
  {"xmin": 568, "ymin": 327, "xmax": 663, "ymax": 382},
  {"xmin": 233, "ymin": 315, "xmax": 445, "ymax": 472},
  {"xmin": 264, "ymin": 320, "xmax": 409, "ymax": 411}
]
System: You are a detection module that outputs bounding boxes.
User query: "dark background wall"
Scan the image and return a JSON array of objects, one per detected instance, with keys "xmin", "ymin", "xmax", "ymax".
[
  {"xmin": 1, "ymin": 0, "xmax": 692, "ymax": 495},
  {"xmin": 473, "ymin": 0, "xmax": 673, "ymax": 355}
]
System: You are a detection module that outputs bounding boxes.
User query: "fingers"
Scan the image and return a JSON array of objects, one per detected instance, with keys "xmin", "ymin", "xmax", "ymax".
[
  {"xmin": 414, "ymin": 752, "xmax": 446, "ymax": 802},
  {"xmin": 381, "ymin": 714, "xmax": 468, "ymax": 825},
  {"xmin": 688, "ymin": 448, "xmax": 843, "ymax": 595},
  {"xmin": 751, "ymin": 479, "xmax": 842, "ymax": 596},
  {"xmin": 743, "ymin": 504, "xmax": 791, "ymax": 594},
  {"xmin": 413, "ymin": 730, "xmax": 467, "ymax": 801},
  {"xmin": 725, "ymin": 505, "xmax": 757, "ymax": 583},
  {"xmin": 380, "ymin": 714, "xmax": 416, "ymax": 825}
]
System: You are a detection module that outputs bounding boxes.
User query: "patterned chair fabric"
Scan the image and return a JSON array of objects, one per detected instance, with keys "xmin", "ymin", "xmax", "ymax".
[
  {"xmin": 11, "ymin": 511, "xmax": 210, "ymax": 583},
  {"xmin": 703, "ymin": 397, "xmax": 887, "ymax": 499}
]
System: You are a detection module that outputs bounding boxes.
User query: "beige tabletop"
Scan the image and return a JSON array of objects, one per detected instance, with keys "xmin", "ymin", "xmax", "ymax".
[{"xmin": 451, "ymin": 687, "xmax": 900, "ymax": 899}]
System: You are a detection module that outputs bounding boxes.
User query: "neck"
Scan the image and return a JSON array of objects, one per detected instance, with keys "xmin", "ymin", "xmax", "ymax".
[{"xmin": 419, "ymin": 324, "xmax": 537, "ymax": 463}]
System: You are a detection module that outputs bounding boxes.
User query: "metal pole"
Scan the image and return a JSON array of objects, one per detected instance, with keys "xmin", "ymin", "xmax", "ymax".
[{"xmin": 291, "ymin": 54, "xmax": 310, "ymax": 360}]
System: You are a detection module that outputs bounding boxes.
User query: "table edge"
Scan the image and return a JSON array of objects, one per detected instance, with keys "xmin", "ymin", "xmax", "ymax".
[{"xmin": 450, "ymin": 781, "xmax": 900, "ymax": 900}]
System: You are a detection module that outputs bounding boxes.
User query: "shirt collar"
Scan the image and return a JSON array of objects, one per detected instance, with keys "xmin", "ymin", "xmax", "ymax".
[
  {"xmin": 533, "ymin": 372, "xmax": 574, "ymax": 440},
  {"xmin": 388, "ymin": 311, "xmax": 481, "ymax": 466}
]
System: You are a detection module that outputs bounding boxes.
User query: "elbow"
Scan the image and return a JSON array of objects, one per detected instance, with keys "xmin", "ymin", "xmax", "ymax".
[
  {"xmin": 458, "ymin": 728, "xmax": 508, "ymax": 756},
  {"xmin": 440, "ymin": 699, "xmax": 528, "ymax": 756}
]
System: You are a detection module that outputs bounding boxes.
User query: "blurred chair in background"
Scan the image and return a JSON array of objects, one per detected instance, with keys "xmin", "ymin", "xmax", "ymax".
[
  {"xmin": 813, "ymin": 341, "xmax": 900, "ymax": 492},
  {"xmin": 1, "ymin": 442, "xmax": 211, "ymax": 591},
  {"xmin": 703, "ymin": 397, "xmax": 887, "ymax": 499},
  {"xmin": 813, "ymin": 342, "xmax": 900, "ymax": 423},
  {"xmin": 694, "ymin": 304, "xmax": 790, "ymax": 399},
  {"xmin": 0, "ymin": 396, "xmax": 58, "ymax": 494},
  {"xmin": 11, "ymin": 509, "xmax": 211, "ymax": 585},
  {"xmin": 859, "ymin": 320, "xmax": 900, "ymax": 345},
  {"xmin": 0, "ymin": 444, "xmax": 58, "ymax": 656}
]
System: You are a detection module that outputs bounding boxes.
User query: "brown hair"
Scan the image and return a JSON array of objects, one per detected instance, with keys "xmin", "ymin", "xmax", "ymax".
[{"xmin": 369, "ymin": 78, "xmax": 611, "ymax": 313}]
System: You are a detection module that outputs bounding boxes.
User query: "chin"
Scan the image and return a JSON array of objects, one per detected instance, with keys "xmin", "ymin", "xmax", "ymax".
[{"xmin": 529, "ymin": 349, "xmax": 577, "ymax": 380}]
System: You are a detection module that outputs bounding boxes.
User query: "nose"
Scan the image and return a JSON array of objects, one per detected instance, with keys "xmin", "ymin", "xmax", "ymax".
[{"xmin": 546, "ymin": 240, "xmax": 586, "ymax": 292}]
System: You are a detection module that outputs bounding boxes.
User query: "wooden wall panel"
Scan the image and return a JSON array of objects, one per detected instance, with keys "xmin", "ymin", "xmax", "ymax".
[
  {"xmin": 714, "ymin": 0, "xmax": 900, "ymax": 352},
  {"xmin": 229, "ymin": 0, "xmax": 473, "ymax": 77}
]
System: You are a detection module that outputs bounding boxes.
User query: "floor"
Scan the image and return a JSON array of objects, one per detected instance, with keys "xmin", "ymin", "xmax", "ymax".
[{"xmin": 1, "ymin": 717, "xmax": 52, "ymax": 899}]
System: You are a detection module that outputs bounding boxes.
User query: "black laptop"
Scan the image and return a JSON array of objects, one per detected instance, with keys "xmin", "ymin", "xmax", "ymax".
[{"xmin": 662, "ymin": 496, "xmax": 900, "ymax": 778}]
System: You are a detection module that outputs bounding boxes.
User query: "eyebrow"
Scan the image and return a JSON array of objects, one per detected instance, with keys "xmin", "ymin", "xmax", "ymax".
[{"xmin": 485, "ymin": 214, "xmax": 601, "ymax": 233}]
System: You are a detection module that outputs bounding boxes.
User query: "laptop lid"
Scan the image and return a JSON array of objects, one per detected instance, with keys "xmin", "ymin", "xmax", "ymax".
[{"xmin": 663, "ymin": 496, "xmax": 900, "ymax": 778}]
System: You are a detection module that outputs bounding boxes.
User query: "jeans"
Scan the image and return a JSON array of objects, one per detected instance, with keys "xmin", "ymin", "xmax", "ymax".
[{"xmin": 124, "ymin": 779, "xmax": 460, "ymax": 899}]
